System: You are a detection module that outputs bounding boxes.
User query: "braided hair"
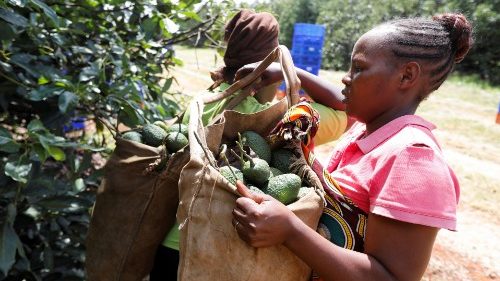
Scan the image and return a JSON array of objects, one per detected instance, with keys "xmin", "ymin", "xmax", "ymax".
[{"xmin": 383, "ymin": 13, "xmax": 473, "ymax": 99}]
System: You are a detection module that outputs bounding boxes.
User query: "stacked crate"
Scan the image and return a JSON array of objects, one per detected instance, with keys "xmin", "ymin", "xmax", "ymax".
[
  {"xmin": 277, "ymin": 23, "xmax": 326, "ymax": 98},
  {"xmin": 291, "ymin": 23, "xmax": 326, "ymax": 75}
]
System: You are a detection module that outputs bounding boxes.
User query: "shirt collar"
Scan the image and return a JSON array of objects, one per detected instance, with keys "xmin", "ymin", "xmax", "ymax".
[{"xmin": 355, "ymin": 115, "xmax": 436, "ymax": 154}]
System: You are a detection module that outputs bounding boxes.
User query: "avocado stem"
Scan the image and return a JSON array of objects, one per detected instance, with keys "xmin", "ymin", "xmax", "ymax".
[{"xmin": 219, "ymin": 144, "xmax": 238, "ymax": 181}]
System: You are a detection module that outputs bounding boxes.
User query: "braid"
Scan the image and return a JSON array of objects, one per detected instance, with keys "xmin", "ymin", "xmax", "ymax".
[{"xmin": 383, "ymin": 14, "xmax": 473, "ymax": 97}]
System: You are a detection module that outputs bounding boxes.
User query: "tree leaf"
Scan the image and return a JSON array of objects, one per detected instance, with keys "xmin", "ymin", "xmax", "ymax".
[
  {"xmin": 0, "ymin": 21, "xmax": 16, "ymax": 41},
  {"xmin": 181, "ymin": 11, "xmax": 202, "ymax": 22},
  {"xmin": 35, "ymin": 195, "xmax": 91, "ymax": 213},
  {"xmin": 4, "ymin": 161, "xmax": 32, "ymax": 184},
  {"xmin": 0, "ymin": 128, "xmax": 20, "ymax": 153},
  {"xmin": 27, "ymin": 119, "xmax": 45, "ymax": 132},
  {"xmin": 58, "ymin": 91, "xmax": 77, "ymax": 113},
  {"xmin": 0, "ymin": 204, "xmax": 19, "ymax": 276},
  {"xmin": 46, "ymin": 146, "xmax": 65, "ymax": 161},
  {"xmin": 27, "ymin": 86, "xmax": 62, "ymax": 101},
  {"xmin": 29, "ymin": 0, "xmax": 59, "ymax": 26},
  {"xmin": 160, "ymin": 17, "xmax": 179, "ymax": 34},
  {"xmin": 0, "ymin": 8, "xmax": 28, "ymax": 27}
]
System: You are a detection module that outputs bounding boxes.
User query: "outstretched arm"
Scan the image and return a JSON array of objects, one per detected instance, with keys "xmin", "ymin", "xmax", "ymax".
[
  {"xmin": 233, "ymin": 182, "xmax": 438, "ymax": 281},
  {"xmin": 235, "ymin": 62, "xmax": 346, "ymax": 111}
]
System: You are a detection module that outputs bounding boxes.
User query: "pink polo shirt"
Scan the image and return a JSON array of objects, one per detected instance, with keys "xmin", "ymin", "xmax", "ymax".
[{"xmin": 326, "ymin": 115, "xmax": 460, "ymax": 230}]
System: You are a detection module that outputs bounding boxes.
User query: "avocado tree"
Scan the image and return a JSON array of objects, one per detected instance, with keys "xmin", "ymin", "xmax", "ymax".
[{"xmin": 0, "ymin": 0, "xmax": 226, "ymax": 279}]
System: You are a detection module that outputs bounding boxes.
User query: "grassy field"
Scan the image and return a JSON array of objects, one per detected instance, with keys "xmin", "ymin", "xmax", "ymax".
[{"xmin": 169, "ymin": 46, "xmax": 500, "ymax": 280}]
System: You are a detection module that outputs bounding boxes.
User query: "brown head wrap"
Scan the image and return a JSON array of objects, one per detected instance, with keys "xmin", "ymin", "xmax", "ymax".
[{"xmin": 209, "ymin": 9, "xmax": 279, "ymax": 89}]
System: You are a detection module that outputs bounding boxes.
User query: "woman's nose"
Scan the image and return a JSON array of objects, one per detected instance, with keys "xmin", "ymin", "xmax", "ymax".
[{"xmin": 342, "ymin": 72, "xmax": 351, "ymax": 86}]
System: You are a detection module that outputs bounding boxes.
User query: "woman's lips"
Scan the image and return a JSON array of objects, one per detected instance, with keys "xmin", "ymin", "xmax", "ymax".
[{"xmin": 341, "ymin": 88, "xmax": 350, "ymax": 103}]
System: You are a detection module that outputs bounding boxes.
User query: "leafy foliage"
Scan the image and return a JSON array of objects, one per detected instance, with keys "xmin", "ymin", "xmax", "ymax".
[{"xmin": 0, "ymin": 0, "xmax": 221, "ymax": 279}]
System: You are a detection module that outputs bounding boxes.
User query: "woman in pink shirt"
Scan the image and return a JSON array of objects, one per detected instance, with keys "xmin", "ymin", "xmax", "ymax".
[{"xmin": 232, "ymin": 13, "xmax": 473, "ymax": 281}]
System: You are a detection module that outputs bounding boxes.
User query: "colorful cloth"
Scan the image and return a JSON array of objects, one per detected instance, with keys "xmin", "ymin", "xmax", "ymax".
[
  {"xmin": 326, "ymin": 115, "xmax": 459, "ymax": 230},
  {"xmin": 302, "ymin": 144, "xmax": 368, "ymax": 281},
  {"xmin": 269, "ymin": 99, "xmax": 320, "ymax": 149}
]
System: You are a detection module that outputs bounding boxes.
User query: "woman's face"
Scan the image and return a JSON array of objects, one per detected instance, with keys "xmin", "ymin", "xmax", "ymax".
[{"xmin": 341, "ymin": 30, "xmax": 402, "ymax": 124}]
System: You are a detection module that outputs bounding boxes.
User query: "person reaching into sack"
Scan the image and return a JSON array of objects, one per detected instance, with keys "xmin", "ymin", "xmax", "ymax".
[
  {"xmin": 150, "ymin": 9, "xmax": 348, "ymax": 281},
  {"xmin": 232, "ymin": 12, "xmax": 471, "ymax": 281}
]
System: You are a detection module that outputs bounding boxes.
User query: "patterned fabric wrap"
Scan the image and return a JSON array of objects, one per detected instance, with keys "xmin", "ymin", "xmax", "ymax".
[
  {"xmin": 269, "ymin": 99, "xmax": 320, "ymax": 149},
  {"xmin": 301, "ymin": 144, "xmax": 368, "ymax": 280}
]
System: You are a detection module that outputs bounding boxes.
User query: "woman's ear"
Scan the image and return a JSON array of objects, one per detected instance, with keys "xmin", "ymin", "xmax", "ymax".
[{"xmin": 399, "ymin": 61, "xmax": 421, "ymax": 90}]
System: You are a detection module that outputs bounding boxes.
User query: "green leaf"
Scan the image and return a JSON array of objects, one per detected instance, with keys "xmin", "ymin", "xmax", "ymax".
[
  {"xmin": 0, "ymin": 22, "xmax": 16, "ymax": 41},
  {"xmin": 58, "ymin": 91, "xmax": 77, "ymax": 113},
  {"xmin": 0, "ymin": 204, "xmax": 19, "ymax": 276},
  {"xmin": 36, "ymin": 195, "xmax": 90, "ymax": 213},
  {"xmin": 29, "ymin": 0, "xmax": 59, "ymax": 26},
  {"xmin": 160, "ymin": 17, "xmax": 179, "ymax": 35},
  {"xmin": 74, "ymin": 178, "xmax": 85, "ymax": 192},
  {"xmin": 161, "ymin": 77, "xmax": 173, "ymax": 93},
  {"xmin": 27, "ymin": 119, "xmax": 45, "ymax": 132},
  {"xmin": 27, "ymin": 86, "xmax": 62, "ymax": 101},
  {"xmin": 0, "ymin": 128, "xmax": 20, "ymax": 153},
  {"xmin": 4, "ymin": 161, "xmax": 32, "ymax": 183},
  {"xmin": 37, "ymin": 76, "xmax": 50, "ymax": 85},
  {"xmin": 181, "ymin": 11, "xmax": 202, "ymax": 22},
  {"xmin": 33, "ymin": 143, "xmax": 48, "ymax": 162},
  {"xmin": 0, "ymin": 8, "xmax": 28, "ymax": 27},
  {"xmin": 46, "ymin": 146, "xmax": 65, "ymax": 161}
]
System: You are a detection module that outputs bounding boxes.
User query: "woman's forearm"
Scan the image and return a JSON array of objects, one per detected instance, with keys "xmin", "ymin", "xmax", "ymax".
[
  {"xmin": 295, "ymin": 67, "xmax": 346, "ymax": 111},
  {"xmin": 284, "ymin": 216, "xmax": 396, "ymax": 281}
]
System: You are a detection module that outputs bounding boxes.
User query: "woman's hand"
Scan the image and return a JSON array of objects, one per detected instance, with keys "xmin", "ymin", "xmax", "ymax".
[
  {"xmin": 232, "ymin": 181, "xmax": 297, "ymax": 247},
  {"xmin": 234, "ymin": 62, "xmax": 283, "ymax": 91}
]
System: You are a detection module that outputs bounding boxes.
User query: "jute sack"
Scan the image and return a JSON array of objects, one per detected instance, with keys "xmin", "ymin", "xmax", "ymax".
[
  {"xmin": 176, "ymin": 46, "xmax": 325, "ymax": 281},
  {"xmin": 86, "ymin": 136, "xmax": 189, "ymax": 281}
]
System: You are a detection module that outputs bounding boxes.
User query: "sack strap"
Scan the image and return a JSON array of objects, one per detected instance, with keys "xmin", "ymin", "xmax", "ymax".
[{"xmin": 202, "ymin": 45, "xmax": 300, "ymax": 109}]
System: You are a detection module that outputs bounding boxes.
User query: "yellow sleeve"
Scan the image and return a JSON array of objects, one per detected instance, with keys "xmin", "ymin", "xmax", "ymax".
[{"xmin": 311, "ymin": 102, "xmax": 347, "ymax": 146}]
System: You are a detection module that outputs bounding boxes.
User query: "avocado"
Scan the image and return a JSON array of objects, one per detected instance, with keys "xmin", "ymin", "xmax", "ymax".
[
  {"xmin": 142, "ymin": 124, "xmax": 168, "ymax": 147},
  {"xmin": 269, "ymin": 167, "xmax": 283, "ymax": 178},
  {"xmin": 242, "ymin": 158, "xmax": 271, "ymax": 185},
  {"xmin": 122, "ymin": 131, "xmax": 143, "ymax": 143},
  {"xmin": 153, "ymin": 120, "xmax": 171, "ymax": 133},
  {"xmin": 297, "ymin": 187, "xmax": 312, "ymax": 199},
  {"xmin": 167, "ymin": 123, "xmax": 189, "ymax": 136},
  {"xmin": 262, "ymin": 173, "xmax": 301, "ymax": 205},
  {"xmin": 271, "ymin": 148, "xmax": 294, "ymax": 173},
  {"xmin": 164, "ymin": 132, "xmax": 188, "ymax": 153},
  {"xmin": 219, "ymin": 165, "xmax": 244, "ymax": 185},
  {"xmin": 248, "ymin": 185, "xmax": 265, "ymax": 195},
  {"xmin": 241, "ymin": 131, "xmax": 271, "ymax": 163}
]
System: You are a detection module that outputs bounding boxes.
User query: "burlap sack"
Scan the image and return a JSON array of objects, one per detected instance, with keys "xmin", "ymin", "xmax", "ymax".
[
  {"xmin": 86, "ymin": 137, "xmax": 189, "ymax": 281},
  {"xmin": 176, "ymin": 46, "xmax": 325, "ymax": 281}
]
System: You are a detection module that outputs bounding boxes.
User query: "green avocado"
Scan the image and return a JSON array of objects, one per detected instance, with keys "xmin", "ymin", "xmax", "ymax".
[
  {"xmin": 164, "ymin": 132, "xmax": 188, "ymax": 153},
  {"xmin": 241, "ymin": 131, "xmax": 271, "ymax": 163},
  {"xmin": 121, "ymin": 131, "xmax": 143, "ymax": 143},
  {"xmin": 242, "ymin": 158, "xmax": 271, "ymax": 186},
  {"xmin": 262, "ymin": 173, "xmax": 301, "ymax": 205},
  {"xmin": 271, "ymin": 148, "xmax": 294, "ymax": 173},
  {"xmin": 167, "ymin": 123, "xmax": 189, "ymax": 136},
  {"xmin": 219, "ymin": 166, "xmax": 244, "ymax": 185},
  {"xmin": 142, "ymin": 124, "xmax": 167, "ymax": 147}
]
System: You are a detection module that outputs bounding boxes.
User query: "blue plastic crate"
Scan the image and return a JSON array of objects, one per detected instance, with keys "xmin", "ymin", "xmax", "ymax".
[
  {"xmin": 293, "ymin": 54, "xmax": 322, "ymax": 66},
  {"xmin": 293, "ymin": 23, "xmax": 326, "ymax": 38},
  {"xmin": 295, "ymin": 64, "xmax": 320, "ymax": 75},
  {"xmin": 63, "ymin": 117, "xmax": 86, "ymax": 132}
]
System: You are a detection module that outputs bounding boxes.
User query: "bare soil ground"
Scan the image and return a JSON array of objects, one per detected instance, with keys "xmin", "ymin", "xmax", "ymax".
[{"xmin": 170, "ymin": 47, "xmax": 500, "ymax": 281}]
